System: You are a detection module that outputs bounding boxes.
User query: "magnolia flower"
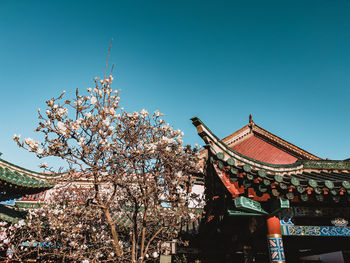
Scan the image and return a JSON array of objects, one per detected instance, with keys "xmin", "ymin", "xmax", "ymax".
[
  {"xmin": 87, "ymin": 87, "xmax": 92, "ymax": 92},
  {"xmin": 176, "ymin": 137, "xmax": 183, "ymax": 144},
  {"xmin": 53, "ymin": 209, "xmax": 60, "ymax": 215},
  {"xmin": 25, "ymin": 138, "xmax": 39, "ymax": 149},
  {"xmin": 47, "ymin": 99, "xmax": 54, "ymax": 106},
  {"xmin": 152, "ymin": 252, "xmax": 159, "ymax": 258},
  {"xmin": 13, "ymin": 134, "xmax": 21, "ymax": 141},
  {"xmin": 69, "ymin": 241, "xmax": 76, "ymax": 247},
  {"xmin": 74, "ymin": 100, "xmax": 83, "ymax": 107},
  {"xmin": 91, "ymin": 96, "xmax": 97, "ymax": 105},
  {"xmin": 85, "ymin": 112, "xmax": 92, "ymax": 118},
  {"xmin": 140, "ymin": 109, "xmax": 149, "ymax": 117},
  {"xmin": 165, "ymin": 146, "xmax": 172, "ymax": 152},
  {"xmin": 78, "ymin": 137, "xmax": 85, "ymax": 146},
  {"xmin": 58, "ymin": 108, "xmax": 68, "ymax": 116},
  {"xmin": 109, "ymin": 108, "xmax": 116, "ymax": 115},
  {"xmin": 57, "ymin": 121, "xmax": 67, "ymax": 134},
  {"xmin": 162, "ymin": 136, "xmax": 175, "ymax": 144},
  {"xmin": 18, "ymin": 220, "xmax": 25, "ymax": 227},
  {"xmin": 145, "ymin": 143, "xmax": 157, "ymax": 153},
  {"xmin": 37, "ymin": 148, "xmax": 44, "ymax": 154},
  {"xmin": 71, "ymin": 121, "xmax": 81, "ymax": 131},
  {"xmin": 102, "ymin": 118, "xmax": 110, "ymax": 127}
]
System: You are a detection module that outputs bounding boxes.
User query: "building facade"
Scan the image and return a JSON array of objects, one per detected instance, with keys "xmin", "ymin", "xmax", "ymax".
[{"xmin": 191, "ymin": 116, "xmax": 350, "ymax": 263}]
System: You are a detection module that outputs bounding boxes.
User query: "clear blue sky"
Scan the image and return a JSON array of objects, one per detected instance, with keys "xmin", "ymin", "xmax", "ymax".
[{"xmin": 1, "ymin": 0, "xmax": 350, "ymax": 171}]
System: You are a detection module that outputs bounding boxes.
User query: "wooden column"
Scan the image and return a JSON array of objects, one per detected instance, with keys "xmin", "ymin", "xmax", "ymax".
[{"xmin": 266, "ymin": 216, "xmax": 285, "ymax": 263}]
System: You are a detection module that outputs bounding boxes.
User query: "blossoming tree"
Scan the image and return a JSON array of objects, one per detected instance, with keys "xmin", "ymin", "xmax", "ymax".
[{"xmin": 3, "ymin": 75, "xmax": 202, "ymax": 262}]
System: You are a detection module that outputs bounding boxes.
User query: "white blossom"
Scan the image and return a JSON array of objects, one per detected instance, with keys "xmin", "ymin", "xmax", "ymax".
[
  {"xmin": 13, "ymin": 134, "xmax": 21, "ymax": 141},
  {"xmin": 140, "ymin": 109, "xmax": 149, "ymax": 117},
  {"xmin": 24, "ymin": 138, "xmax": 39, "ymax": 149},
  {"xmin": 91, "ymin": 96, "xmax": 97, "ymax": 105},
  {"xmin": 102, "ymin": 118, "xmax": 110, "ymax": 127},
  {"xmin": 78, "ymin": 137, "xmax": 85, "ymax": 146},
  {"xmin": 57, "ymin": 121, "xmax": 67, "ymax": 134},
  {"xmin": 58, "ymin": 108, "xmax": 68, "ymax": 116},
  {"xmin": 37, "ymin": 148, "xmax": 44, "ymax": 154}
]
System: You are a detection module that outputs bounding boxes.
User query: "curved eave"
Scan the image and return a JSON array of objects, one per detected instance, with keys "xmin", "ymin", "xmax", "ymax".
[
  {"xmin": 0, "ymin": 165, "xmax": 54, "ymax": 191},
  {"xmin": 0, "ymin": 158, "xmax": 62, "ymax": 180},
  {"xmin": 191, "ymin": 117, "xmax": 304, "ymax": 173},
  {"xmin": 191, "ymin": 117, "xmax": 350, "ymax": 173}
]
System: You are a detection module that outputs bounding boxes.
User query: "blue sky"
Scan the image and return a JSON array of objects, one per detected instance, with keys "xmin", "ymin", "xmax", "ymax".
[{"xmin": 1, "ymin": 0, "xmax": 350, "ymax": 171}]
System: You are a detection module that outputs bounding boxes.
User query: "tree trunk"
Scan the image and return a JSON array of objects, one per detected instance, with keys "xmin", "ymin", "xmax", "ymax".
[
  {"xmin": 104, "ymin": 208, "xmax": 123, "ymax": 258},
  {"xmin": 139, "ymin": 226, "xmax": 146, "ymax": 263},
  {"xmin": 132, "ymin": 230, "xmax": 136, "ymax": 263}
]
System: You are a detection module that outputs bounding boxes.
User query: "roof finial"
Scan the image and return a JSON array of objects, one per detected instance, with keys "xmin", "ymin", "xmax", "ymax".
[
  {"xmin": 248, "ymin": 114, "xmax": 255, "ymax": 129},
  {"xmin": 249, "ymin": 114, "xmax": 253, "ymax": 123}
]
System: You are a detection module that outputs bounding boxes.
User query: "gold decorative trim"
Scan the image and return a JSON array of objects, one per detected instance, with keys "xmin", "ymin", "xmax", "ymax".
[{"xmin": 267, "ymin": 233, "xmax": 282, "ymax": 238}]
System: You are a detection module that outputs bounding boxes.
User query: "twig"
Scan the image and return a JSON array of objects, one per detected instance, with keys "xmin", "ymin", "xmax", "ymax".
[{"xmin": 104, "ymin": 39, "xmax": 113, "ymax": 80}]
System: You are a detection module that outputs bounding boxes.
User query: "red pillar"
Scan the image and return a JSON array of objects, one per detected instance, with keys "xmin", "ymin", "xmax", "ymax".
[{"xmin": 266, "ymin": 216, "xmax": 285, "ymax": 263}]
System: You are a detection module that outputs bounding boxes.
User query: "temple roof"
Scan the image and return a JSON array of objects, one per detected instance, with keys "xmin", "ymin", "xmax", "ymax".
[
  {"xmin": 192, "ymin": 117, "xmax": 350, "ymax": 203},
  {"xmin": 231, "ymin": 135, "xmax": 298, "ymax": 164},
  {"xmin": 0, "ymin": 158, "xmax": 54, "ymax": 201},
  {"xmin": 221, "ymin": 114, "xmax": 320, "ymax": 162}
]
